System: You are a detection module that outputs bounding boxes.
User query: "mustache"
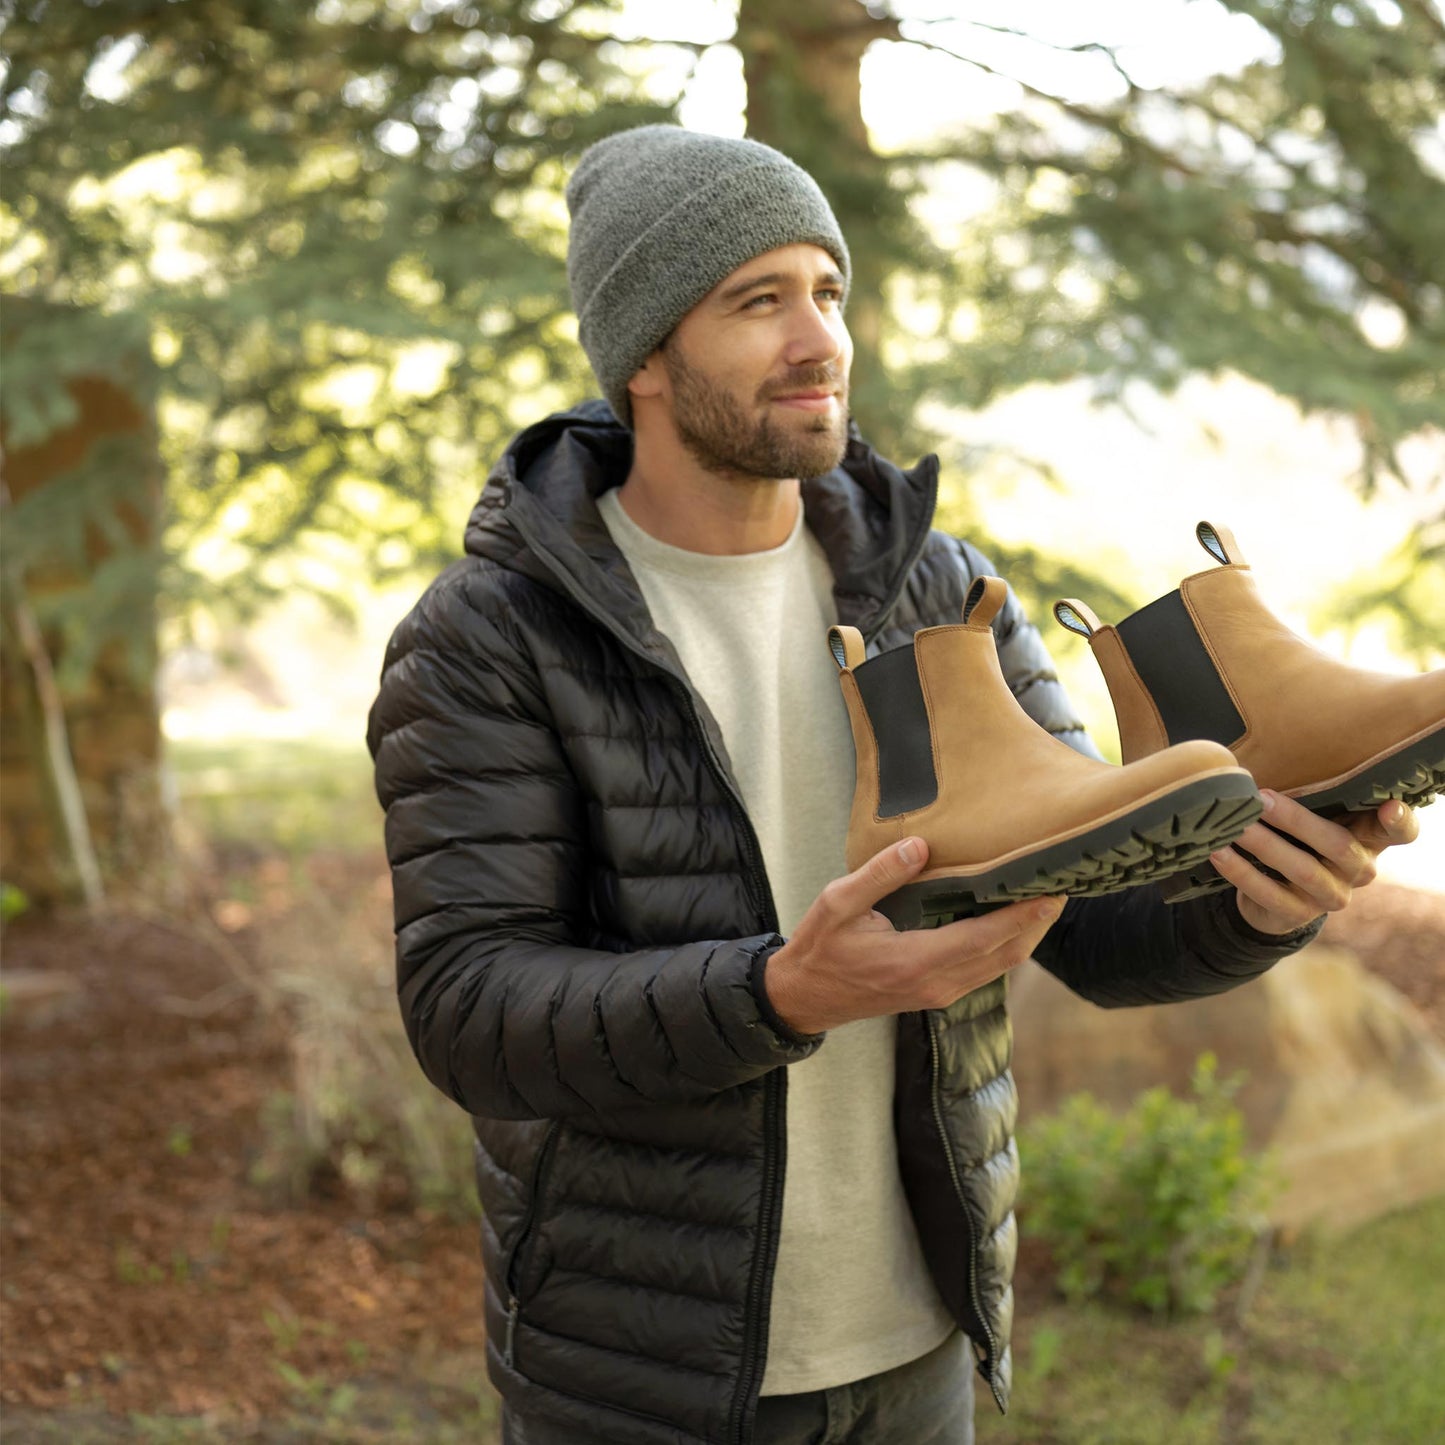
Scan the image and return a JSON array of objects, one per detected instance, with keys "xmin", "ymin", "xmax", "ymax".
[{"xmin": 758, "ymin": 365, "xmax": 847, "ymax": 401}]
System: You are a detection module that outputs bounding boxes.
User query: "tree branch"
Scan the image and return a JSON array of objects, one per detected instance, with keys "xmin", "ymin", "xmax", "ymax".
[{"xmin": 895, "ymin": 32, "xmax": 1198, "ymax": 178}]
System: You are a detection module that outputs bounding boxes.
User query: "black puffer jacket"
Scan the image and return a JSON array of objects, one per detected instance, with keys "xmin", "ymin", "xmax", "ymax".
[{"xmin": 368, "ymin": 402, "xmax": 1314, "ymax": 1445}]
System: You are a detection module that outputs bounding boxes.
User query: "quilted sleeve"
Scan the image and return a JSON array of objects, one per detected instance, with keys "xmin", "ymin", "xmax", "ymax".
[
  {"xmin": 366, "ymin": 567, "xmax": 820, "ymax": 1122},
  {"xmin": 1037, "ymin": 887, "xmax": 1323, "ymax": 1007}
]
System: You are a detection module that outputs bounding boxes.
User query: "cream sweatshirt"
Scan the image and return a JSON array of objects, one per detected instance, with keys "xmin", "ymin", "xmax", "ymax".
[{"xmin": 597, "ymin": 488, "xmax": 954, "ymax": 1394}]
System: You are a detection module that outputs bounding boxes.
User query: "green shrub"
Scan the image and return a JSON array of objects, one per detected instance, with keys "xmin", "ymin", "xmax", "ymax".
[
  {"xmin": 0, "ymin": 881, "xmax": 29, "ymax": 924},
  {"xmin": 1020, "ymin": 1053, "xmax": 1273, "ymax": 1316}
]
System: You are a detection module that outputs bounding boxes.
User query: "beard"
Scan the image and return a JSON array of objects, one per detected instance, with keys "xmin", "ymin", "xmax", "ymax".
[{"xmin": 660, "ymin": 343, "xmax": 850, "ymax": 482}]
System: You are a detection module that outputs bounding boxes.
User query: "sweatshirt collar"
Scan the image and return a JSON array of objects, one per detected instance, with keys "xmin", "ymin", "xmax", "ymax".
[{"xmin": 464, "ymin": 400, "xmax": 938, "ymax": 640}]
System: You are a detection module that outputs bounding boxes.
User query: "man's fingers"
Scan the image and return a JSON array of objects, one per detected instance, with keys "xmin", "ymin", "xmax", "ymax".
[
  {"xmin": 925, "ymin": 895, "xmax": 1065, "ymax": 963},
  {"xmin": 826, "ymin": 837, "xmax": 931, "ymax": 919},
  {"xmin": 1211, "ymin": 843, "xmax": 1322, "ymax": 931},
  {"xmin": 1264, "ymin": 790, "xmax": 1416, "ymax": 861},
  {"xmin": 902, "ymin": 896, "xmax": 1064, "ymax": 1007},
  {"xmin": 1231, "ymin": 820, "xmax": 1353, "ymax": 906}
]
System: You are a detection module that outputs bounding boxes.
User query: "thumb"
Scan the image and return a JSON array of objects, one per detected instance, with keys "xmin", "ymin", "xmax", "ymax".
[
  {"xmin": 839, "ymin": 836, "xmax": 930, "ymax": 915},
  {"xmin": 1348, "ymin": 799, "xmax": 1418, "ymax": 853}
]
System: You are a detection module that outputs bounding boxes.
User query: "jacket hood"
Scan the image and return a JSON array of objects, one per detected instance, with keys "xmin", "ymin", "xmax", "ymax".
[{"xmin": 463, "ymin": 399, "xmax": 940, "ymax": 638}]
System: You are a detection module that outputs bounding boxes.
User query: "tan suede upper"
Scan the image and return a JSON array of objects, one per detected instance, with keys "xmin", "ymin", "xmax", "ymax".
[
  {"xmin": 1091, "ymin": 562, "xmax": 1445, "ymax": 796},
  {"xmin": 837, "ymin": 579, "xmax": 1246, "ymax": 877}
]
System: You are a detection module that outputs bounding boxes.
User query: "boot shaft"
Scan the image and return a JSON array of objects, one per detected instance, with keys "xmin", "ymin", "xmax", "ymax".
[
  {"xmin": 831, "ymin": 576, "xmax": 1014, "ymax": 854},
  {"xmin": 1057, "ymin": 520, "xmax": 1445, "ymax": 802},
  {"xmin": 831, "ymin": 576, "xmax": 1256, "ymax": 890}
]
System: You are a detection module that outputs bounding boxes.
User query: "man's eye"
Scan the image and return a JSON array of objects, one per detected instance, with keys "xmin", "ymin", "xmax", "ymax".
[
  {"xmin": 743, "ymin": 293, "xmax": 777, "ymax": 309},
  {"xmin": 817, "ymin": 288, "xmax": 843, "ymax": 304}
]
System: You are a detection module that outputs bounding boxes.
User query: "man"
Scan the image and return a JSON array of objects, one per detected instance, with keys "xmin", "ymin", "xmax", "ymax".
[{"xmin": 367, "ymin": 126, "xmax": 1416, "ymax": 1445}]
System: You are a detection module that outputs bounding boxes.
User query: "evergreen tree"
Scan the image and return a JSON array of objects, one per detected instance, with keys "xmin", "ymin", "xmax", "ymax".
[
  {"xmin": 937, "ymin": 0, "xmax": 1444, "ymax": 652},
  {"xmin": 1, "ymin": 0, "xmax": 676, "ymax": 635},
  {"xmin": 4, "ymin": 0, "xmax": 1440, "ymax": 646},
  {"xmin": 735, "ymin": 0, "xmax": 1443, "ymax": 641}
]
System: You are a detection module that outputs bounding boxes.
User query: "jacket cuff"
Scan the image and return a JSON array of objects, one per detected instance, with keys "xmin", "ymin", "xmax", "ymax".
[
  {"xmin": 1208, "ymin": 890, "xmax": 1326, "ymax": 960},
  {"xmin": 749, "ymin": 942, "xmax": 827, "ymax": 1050}
]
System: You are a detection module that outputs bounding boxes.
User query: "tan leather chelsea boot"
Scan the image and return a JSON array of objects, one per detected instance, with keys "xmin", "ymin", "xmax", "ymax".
[
  {"xmin": 1055, "ymin": 520, "xmax": 1445, "ymax": 901},
  {"xmin": 829, "ymin": 575, "xmax": 1262, "ymax": 929}
]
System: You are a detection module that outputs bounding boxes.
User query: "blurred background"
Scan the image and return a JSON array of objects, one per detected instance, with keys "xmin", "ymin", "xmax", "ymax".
[{"xmin": 2, "ymin": 1, "xmax": 1442, "ymax": 1441}]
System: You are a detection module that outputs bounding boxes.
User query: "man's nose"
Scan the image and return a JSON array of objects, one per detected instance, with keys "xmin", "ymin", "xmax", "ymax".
[{"xmin": 783, "ymin": 301, "xmax": 847, "ymax": 367}]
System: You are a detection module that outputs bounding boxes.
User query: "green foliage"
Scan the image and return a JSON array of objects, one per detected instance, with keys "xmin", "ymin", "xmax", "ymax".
[
  {"xmin": 977, "ymin": 1194, "xmax": 1445, "ymax": 1445},
  {"xmin": 169, "ymin": 736, "xmax": 380, "ymax": 858},
  {"xmin": 0, "ymin": 880, "xmax": 30, "ymax": 923},
  {"xmin": 4, "ymin": 0, "xmax": 1440, "ymax": 656},
  {"xmin": 1312, "ymin": 516, "xmax": 1445, "ymax": 666},
  {"xmin": 1021, "ymin": 1053, "xmax": 1273, "ymax": 1316},
  {"xmin": 1, "ymin": 0, "xmax": 679, "ymax": 643},
  {"xmin": 900, "ymin": 0, "xmax": 1444, "ymax": 617}
]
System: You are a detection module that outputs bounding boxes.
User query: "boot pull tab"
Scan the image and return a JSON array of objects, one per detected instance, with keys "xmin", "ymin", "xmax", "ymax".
[
  {"xmin": 1196, "ymin": 521, "xmax": 1245, "ymax": 567},
  {"xmin": 828, "ymin": 625, "xmax": 865, "ymax": 671},
  {"xmin": 961, "ymin": 575, "xmax": 1007, "ymax": 630},
  {"xmin": 1053, "ymin": 598, "xmax": 1101, "ymax": 638}
]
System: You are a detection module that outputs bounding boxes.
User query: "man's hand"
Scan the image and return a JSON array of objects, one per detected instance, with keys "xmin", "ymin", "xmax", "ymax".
[
  {"xmin": 1211, "ymin": 790, "xmax": 1420, "ymax": 936},
  {"xmin": 763, "ymin": 837, "xmax": 1064, "ymax": 1035}
]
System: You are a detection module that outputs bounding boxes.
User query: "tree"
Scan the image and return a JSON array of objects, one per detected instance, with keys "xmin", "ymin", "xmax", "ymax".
[
  {"xmin": 867, "ymin": 0, "xmax": 1445, "ymax": 638},
  {"xmin": 1, "ymin": 0, "xmax": 676, "ymax": 632},
  {"xmin": 1, "ymin": 0, "xmax": 678, "ymax": 897},
  {"xmin": 732, "ymin": 0, "xmax": 1444, "ymax": 643},
  {"xmin": 4, "ymin": 0, "xmax": 1441, "ymax": 637}
]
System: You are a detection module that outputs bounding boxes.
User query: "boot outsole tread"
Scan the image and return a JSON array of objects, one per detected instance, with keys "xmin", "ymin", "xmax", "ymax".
[
  {"xmin": 1158, "ymin": 737, "xmax": 1445, "ymax": 904},
  {"xmin": 878, "ymin": 777, "xmax": 1263, "ymax": 929}
]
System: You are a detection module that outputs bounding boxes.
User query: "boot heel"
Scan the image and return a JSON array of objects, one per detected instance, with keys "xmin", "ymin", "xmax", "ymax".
[{"xmin": 875, "ymin": 879, "xmax": 1005, "ymax": 930}]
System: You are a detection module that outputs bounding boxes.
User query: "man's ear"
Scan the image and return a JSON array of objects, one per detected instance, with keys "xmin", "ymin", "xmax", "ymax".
[{"xmin": 627, "ymin": 351, "xmax": 666, "ymax": 401}]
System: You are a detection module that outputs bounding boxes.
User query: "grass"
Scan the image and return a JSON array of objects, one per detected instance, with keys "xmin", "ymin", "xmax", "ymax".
[
  {"xmin": 9, "ymin": 1199, "xmax": 1443, "ymax": 1442},
  {"xmin": 0, "ymin": 1372, "xmax": 501, "ymax": 1443},
  {"xmin": 979, "ymin": 1193, "xmax": 1445, "ymax": 1445},
  {"xmin": 166, "ymin": 736, "xmax": 381, "ymax": 858}
]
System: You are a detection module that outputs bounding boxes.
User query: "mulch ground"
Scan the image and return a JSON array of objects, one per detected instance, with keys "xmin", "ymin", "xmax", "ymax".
[
  {"xmin": 1, "ymin": 852, "xmax": 485, "ymax": 1427},
  {"xmin": 1, "ymin": 856, "xmax": 1441, "ymax": 1429}
]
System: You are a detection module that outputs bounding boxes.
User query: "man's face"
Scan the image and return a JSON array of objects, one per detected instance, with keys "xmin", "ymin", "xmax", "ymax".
[{"xmin": 642, "ymin": 243, "xmax": 853, "ymax": 482}]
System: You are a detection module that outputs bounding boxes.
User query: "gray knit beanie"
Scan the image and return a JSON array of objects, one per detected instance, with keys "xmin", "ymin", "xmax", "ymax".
[{"xmin": 565, "ymin": 125, "xmax": 851, "ymax": 426}]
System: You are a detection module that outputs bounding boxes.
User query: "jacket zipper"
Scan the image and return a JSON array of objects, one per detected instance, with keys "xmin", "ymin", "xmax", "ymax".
[
  {"xmin": 503, "ymin": 1119, "xmax": 561, "ymax": 1369},
  {"xmin": 502, "ymin": 496, "xmax": 789, "ymax": 1437},
  {"xmin": 728, "ymin": 1069, "xmax": 783, "ymax": 1445},
  {"xmin": 926, "ymin": 1011, "xmax": 1004, "ymax": 1411},
  {"xmin": 499, "ymin": 483, "xmax": 933, "ymax": 1437}
]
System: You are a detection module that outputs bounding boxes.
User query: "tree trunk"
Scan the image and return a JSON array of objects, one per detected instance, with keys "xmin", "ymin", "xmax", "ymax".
[
  {"xmin": 735, "ymin": 0, "xmax": 911, "ymax": 456},
  {"xmin": 0, "ymin": 477, "xmax": 105, "ymax": 911}
]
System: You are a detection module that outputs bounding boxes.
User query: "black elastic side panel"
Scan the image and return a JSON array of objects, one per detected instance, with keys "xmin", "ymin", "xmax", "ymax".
[
  {"xmin": 854, "ymin": 644, "xmax": 938, "ymax": 817},
  {"xmin": 1116, "ymin": 590, "xmax": 1245, "ymax": 748}
]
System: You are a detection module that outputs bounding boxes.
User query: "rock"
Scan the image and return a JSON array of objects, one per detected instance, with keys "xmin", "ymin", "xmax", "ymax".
[{"xmin": 1008, "ymin": 942, "xmax": 1445, "ymax": 1231}]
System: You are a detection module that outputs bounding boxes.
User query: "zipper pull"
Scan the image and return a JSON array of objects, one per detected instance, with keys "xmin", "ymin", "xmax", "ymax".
[{"xmin": 504, "ymin": 1295, "xmax": 519, "ymax": 1367}]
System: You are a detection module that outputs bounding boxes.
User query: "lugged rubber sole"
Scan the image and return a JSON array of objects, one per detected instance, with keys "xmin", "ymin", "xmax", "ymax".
[
  {"xmin": 876, "ymin": 773, "xmax": 1263, "ymax": 930},
  {"xmin": 1159, "ymin": 728, "xmax": 1445, "ymax": 904}
]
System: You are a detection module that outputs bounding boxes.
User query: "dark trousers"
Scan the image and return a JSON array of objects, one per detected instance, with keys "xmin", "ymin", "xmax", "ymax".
[
  {"xmin": 754, "ymin": 1332, "xmax": 973, "ymax": 1445},
  {"xmin": 501, "ymin": 1332, "xmax": 974, "ymax": 1445}
]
